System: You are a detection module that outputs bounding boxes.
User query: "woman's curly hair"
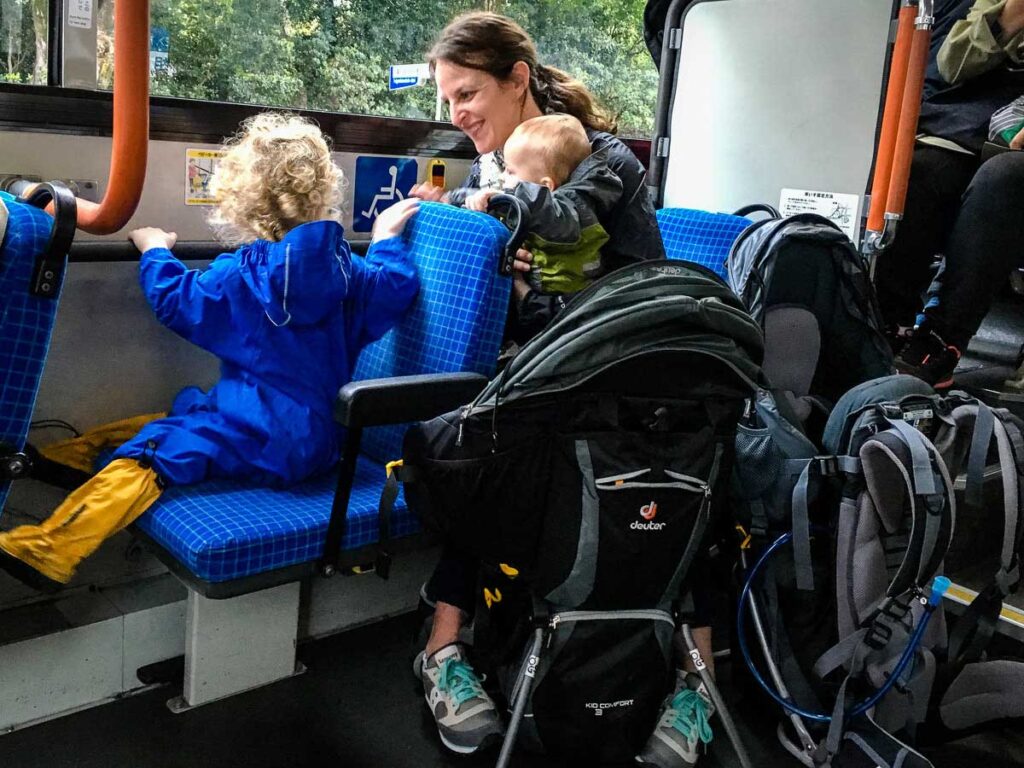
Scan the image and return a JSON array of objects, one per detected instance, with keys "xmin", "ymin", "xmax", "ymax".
[{"xmin": 208, "ymin": 113, "xmax": 344, "ymax": 245}]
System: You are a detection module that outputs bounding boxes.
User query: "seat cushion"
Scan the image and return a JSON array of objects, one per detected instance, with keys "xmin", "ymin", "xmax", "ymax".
[
  {"xmin": 657, "ymin": 207, "xmax": 751, "ymax": 279},
  {"xmin": 0, "ymin": 193, "xmax": 64, "ymax": 514},
  {"xmin": 136, "ymin": 455, "xmax": 413, "ymax": 583},
  {"xmin": 354, "ymin": 202, "xmax": 511, "ymax": 463}
]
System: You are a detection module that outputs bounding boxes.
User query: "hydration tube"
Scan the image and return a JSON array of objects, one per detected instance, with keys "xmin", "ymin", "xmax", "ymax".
[{"xmin": 737, "ymin": 531, "xmax": 952, "ymax": 722}]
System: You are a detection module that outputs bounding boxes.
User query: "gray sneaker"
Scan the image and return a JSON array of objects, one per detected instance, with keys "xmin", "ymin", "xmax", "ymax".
[
  {"xmin": 636, "ymin": 672, "xmax": 715, "ymax": 767},
  {"xmin": 414, "ymin": 643, "xmax": 505, "ymax": 754}
]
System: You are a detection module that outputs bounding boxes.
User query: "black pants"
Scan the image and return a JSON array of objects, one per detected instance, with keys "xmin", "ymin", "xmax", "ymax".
[
  {"xmin": 424, "ymin": 545, "xmax": 715, "ymax": 627},
  {"xmin": 874, "ymin": 146, "xmax": 1024, "ymax": 349}
]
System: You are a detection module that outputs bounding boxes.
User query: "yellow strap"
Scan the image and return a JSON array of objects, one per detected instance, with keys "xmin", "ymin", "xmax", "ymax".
[
  {"xmin": 499, "ymin": 563, "xmax": 519, "ymax": 578},
  {"xmin": 483, "ymin": 587, "xmax": 503, "ymax": 609},
  {"xmin": 385, "ymin": 459, "xmax": 404, "ymax": 478},
  {"xmin": 735, "ymin": 524, "xmax": 752, "ymax": 551}
]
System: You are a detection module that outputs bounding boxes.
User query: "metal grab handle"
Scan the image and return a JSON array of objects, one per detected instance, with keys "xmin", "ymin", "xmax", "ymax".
[
  {"xmin": 42, "ymin": 1, "xmax": 150, "ymax": 234},
  {"xmin": 486, "ymin": 193, "xmax": 532, "ymax": 277},
  {"xmin": 21, "ymin": 181, "xmax": 77, "ymax": 298}
]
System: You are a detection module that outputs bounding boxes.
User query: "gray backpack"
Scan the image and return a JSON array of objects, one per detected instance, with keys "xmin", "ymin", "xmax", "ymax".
[{"xmin": 734, "ymin": 375, "xmax": 1024, "ymax": 767}]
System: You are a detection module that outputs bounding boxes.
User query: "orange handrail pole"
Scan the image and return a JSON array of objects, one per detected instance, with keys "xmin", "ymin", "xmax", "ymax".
[
  {"xmin": 866, "ymin": 3, "xmax": 917, "ymax": 238},
  {"xmin": 883, "ymin": 23, "xmax": 931, "ymax": 224},
  {"xmin": 74, "ymin": 0, "xmax": 150, "ymax": 234}
]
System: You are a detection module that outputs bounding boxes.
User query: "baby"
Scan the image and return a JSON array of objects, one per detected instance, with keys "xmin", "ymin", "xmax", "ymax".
[{"xmin": 450, "ymin": 113, "xmax": 623, "ymax": 295}]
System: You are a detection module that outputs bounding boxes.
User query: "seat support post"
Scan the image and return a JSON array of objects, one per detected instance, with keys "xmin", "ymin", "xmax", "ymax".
[{"xmin": 168, "ymin": 582, "xmax": 303, "ymax": 712}]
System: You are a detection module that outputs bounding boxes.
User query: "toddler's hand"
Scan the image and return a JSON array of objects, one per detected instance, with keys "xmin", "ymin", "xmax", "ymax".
[
  {"xmin": 129, "ymin": 227, "xmax": 177, "ymax": 253},
  {"xmin": 372, "ymin": 198, "xmax": 420, "ymax": 243}
]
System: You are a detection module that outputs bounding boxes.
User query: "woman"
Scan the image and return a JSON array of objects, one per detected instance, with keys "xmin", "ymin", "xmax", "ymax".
[
  {"xmin": 410, "ymin": 11, "xmax": 664, "ymax": 338},
  {"xmin": 409, "ymin": 15, "xmax": 702, "ymax": 768}
]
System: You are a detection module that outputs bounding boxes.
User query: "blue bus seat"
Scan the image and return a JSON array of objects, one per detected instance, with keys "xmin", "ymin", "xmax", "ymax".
[
  {"xmin": 0, "ymin": 192, "xmax": 68, "ymax": 514},
  {"xmin": 656, "ymin": 207, "xmax": 752, "ymax": 279},
  {"xmin": 135, "ymin": 203, "xmax": 512, "ymax": 593}
]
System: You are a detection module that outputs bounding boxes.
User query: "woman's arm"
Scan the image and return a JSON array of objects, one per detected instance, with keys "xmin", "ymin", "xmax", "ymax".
[{"xmin": 938, "ymin": 0, "xmax": 1024, "ymax": 85}]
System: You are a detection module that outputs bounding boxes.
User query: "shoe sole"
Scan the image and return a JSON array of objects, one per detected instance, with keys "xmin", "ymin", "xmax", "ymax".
[{"xmin": 0, "ymin": 546, "xmax": 63, "ymax": 594}]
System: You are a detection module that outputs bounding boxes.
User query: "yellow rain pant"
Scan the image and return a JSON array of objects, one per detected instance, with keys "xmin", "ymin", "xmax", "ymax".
[
  {"xmin": 39, "ymin": 413, "xmax": 166, "ymax": 473},
  {"xmin": 0, "ymin": 459, "xmax": 163, "ymax": 584}
]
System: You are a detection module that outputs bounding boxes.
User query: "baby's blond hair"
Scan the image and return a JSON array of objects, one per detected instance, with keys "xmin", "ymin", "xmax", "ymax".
[
  {"xmin": 507, "ymin": 114, "xmax": 592, "ymax": 185},
  {"xmin": 208, "ymin": 113, "xmax": 343, "ymax": 245}
]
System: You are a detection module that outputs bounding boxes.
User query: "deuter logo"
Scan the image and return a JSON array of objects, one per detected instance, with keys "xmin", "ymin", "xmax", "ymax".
[
  {"xmin": 632, "ymin": 501, "xmax": 666, "ymax": 531},
  {"xmin": 585, "ymin": 699, "xmax": 634, "ymax": 717}
]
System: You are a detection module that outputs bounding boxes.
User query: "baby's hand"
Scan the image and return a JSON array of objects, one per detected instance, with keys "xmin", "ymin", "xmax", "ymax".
[
  {"xmin": 466, "ymin": 189, "xmax": 497, "ymax": 212},
  {"xmin": 372, "ymin": 198, "xmax": 420, "ymax": 243},
  {"xmin": 129, "ymin": 227, "xmax": 177, "ymax": 253}
]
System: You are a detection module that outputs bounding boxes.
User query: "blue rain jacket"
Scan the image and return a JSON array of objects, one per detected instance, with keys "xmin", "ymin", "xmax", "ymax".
[{"xmin": 112, "ymin": 221, "xmax": 418, "ymax": 487}]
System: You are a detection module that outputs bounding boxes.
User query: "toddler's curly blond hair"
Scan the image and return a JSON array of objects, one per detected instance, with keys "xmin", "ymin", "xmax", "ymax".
[{"xmin": 208, "ymin": 113, "xmax": 343, "ymax": 245}]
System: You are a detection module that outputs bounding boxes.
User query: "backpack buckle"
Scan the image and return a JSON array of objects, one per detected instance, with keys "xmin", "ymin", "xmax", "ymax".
[
  {"xmin": 814, "ymin": 456, "xmax": 838, "ymax": 476},
  {"xmin": 865, "ymin": 596, "xmax": 912, "ymax": 650}
]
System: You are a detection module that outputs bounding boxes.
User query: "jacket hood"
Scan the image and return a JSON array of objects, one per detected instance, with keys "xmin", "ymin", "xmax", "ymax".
[{"xmin": 237, "ymin": 220, "xmax": 350, "ymax": 327}]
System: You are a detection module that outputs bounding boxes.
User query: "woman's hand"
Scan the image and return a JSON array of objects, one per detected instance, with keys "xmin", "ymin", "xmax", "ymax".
[
  {"xmin": 511, "ymin": 248, "xmax": 533, "ymax": 301},
  {"xmin": 513, "ymin": 248, "xmax": 533, "ymax": 274},
  {"xmin": 372, "ymin": 198, "xmax": 420, "ymax": 243},
  {"xmin": 409, "ymin": 182, "xmax": 449, "ymax": 203},
  {"xmin": 129, "ymin": 227, "xmax": 177, "ymax": 253}
]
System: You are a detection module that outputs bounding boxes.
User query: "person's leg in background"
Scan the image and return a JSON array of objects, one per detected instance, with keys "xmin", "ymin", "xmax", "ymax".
[
  {"xmin": 873, "ymin": 144, "xmax": 978, "ymax": 336},
  {"xmin": 896, "ymin": 151, "xmax": 1024, "ymax": 386}
]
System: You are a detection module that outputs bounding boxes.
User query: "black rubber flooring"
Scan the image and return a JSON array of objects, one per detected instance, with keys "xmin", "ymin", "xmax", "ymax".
[{"xmin": 1, "ymin": 611, "xmax": 1023, "ymax": 768}]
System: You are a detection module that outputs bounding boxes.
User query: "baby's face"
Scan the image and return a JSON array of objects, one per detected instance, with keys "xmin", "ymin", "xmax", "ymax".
[{"xmin": 502, "ymin": 135, "xmax": 556, "ymax": 190}]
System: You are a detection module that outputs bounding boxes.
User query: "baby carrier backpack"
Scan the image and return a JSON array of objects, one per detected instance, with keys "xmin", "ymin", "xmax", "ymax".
[
  {"xmin": 399, "ymin": 261, "xmax": 763, "ymax": 765},
  {"xmin": 733, "ymin": 375, "xmax": 1024, "ymax": 767},
  {"xmin": 727, "ymin": 212, "xmax": 893, "ymax": 414}
]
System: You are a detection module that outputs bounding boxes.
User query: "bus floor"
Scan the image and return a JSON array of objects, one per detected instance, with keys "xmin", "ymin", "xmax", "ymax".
[{"xmin": 2, "ymin": 610, "xmax": 1023, "ymax": 768}]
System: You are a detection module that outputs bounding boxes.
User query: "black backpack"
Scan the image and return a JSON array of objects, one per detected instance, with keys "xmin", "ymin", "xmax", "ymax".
[
  {"xmin": 400, "ymin": 261, "xmax": 763, "ymax": 763},
  {"xmin": 727, "ymin": 213, "xmax": 893, "ymax": 410}
]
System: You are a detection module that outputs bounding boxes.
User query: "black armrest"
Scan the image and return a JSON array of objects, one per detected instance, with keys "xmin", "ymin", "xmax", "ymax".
[
  {"xmin": 321, "ymin": 370, "xmax": 487, "ymax": 577},
  {"xmin": 334, "ymin": 372, "xmax": 488, "ymax": 428}
]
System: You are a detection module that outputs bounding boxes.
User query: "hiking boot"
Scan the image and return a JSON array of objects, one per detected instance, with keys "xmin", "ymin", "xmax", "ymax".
[
  {"xmin": 636, "ymin": 672, "xmax": 714, "ymax": 767},
  {"xmin": 414, "ymin": 643, "xmax": 505, "ymax": 754},
  {"xmin": 894, "ymin": 324, "xmax": 961, "ymax": 389}
]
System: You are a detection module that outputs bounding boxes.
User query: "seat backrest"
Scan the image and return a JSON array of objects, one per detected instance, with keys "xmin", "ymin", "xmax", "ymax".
[
  {"xmin": 656, "ymin": 207, "xmax": 751, "ymax": 279},
  {"xmin": 0, "ymin": 192, "xmax": 67, "ymax": 513},
  {"xmin": 354, "ymin": 202, "xmax": 511, "ymax": 462}
]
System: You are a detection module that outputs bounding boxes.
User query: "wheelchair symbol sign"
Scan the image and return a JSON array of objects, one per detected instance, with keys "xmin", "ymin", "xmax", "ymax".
[{"xmin": 353, "ymin": 156, "xmax": 418, "ymax": 232}]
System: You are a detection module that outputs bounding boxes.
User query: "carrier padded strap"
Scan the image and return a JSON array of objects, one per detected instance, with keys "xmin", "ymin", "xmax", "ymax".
[
  {"xmin": 813, "ymin": 628, "xmax": 869, "ymax": 678},
  {"xmin": 792, "ymin": 461, "xmax": 816, "ymax": 591},
  {"xmin": 964, "ymin": 404, "xmax": 994, "ymax": 509},
  {"xmin": 947, "ymin": 583, "xmax": 1005, "ymax": 666},
  {"xmin": 991, "ymin": 416, "xmax": 1021, "ymax": 575},
  {"xmin": 885, "ymin": 417, "xmax": 936, "ymax": 496},
  {"xmin": 544, "ymin": 440, "xmax": 600, "ymax": 606}
]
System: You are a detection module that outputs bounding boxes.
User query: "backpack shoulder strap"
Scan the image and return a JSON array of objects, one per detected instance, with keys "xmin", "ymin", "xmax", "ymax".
[{"xmin": 948, "ymin": 405, "xmax": 1024, "ymax": 664}]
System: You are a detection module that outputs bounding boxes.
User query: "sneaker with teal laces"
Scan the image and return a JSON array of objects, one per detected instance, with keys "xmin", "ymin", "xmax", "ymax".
[
  {"xmin": 636, "ymin": 672, "xmax": 715, "ymax": 767},
  {"xmin": 414, "ymin": 643, "xmax": 505, "ymax": 754}
]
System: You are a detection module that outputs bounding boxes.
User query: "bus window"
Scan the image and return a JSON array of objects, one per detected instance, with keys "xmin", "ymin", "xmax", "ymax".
[
  {"xmin": 92, "ymin": 0, "xmax": 658, "ymax": 137},
  {"xmin": 0, "ymin": 0, "xmax": 48, "ymax": 85}
]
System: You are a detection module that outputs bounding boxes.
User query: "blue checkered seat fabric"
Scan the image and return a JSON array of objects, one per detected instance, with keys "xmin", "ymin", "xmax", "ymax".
[
  {"xmin": 656, "ymin": 208, "xmax": 752, "ymax": 279},
  {"xmin": 137, "ymin": 203, "xmax": 512, "ymax": 583},
  {"xmin": 0, "ymin": 192, "xmax": 66, "ymax": 515}
]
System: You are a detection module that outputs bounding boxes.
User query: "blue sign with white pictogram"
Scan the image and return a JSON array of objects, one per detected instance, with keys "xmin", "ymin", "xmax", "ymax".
[
  {"xmin": 388, "ymin": 63, "xmax": 430, "ymax": 91},
  {"xmin": 353, "ymin": 156, "xmax": 418, "ymax": 233}
]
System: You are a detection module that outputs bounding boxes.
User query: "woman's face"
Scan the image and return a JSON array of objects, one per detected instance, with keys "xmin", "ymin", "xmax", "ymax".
[{"xmin": 434, "ymin": 59, "xmax": 526, "ymax": 155}]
